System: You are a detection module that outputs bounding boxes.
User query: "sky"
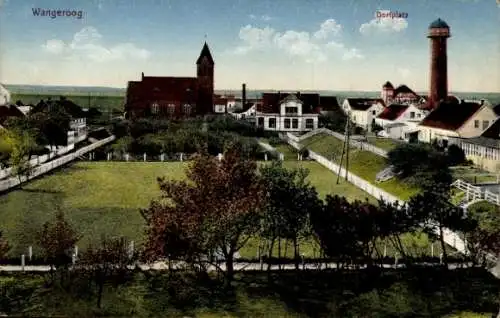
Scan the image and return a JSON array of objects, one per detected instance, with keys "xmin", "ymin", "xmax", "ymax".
[{"xmin": 0, "ymin": 0, "xmax": 499, "ymax": 92}]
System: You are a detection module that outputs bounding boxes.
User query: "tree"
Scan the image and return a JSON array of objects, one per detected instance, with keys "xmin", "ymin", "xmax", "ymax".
[
  {"xmin": 31, "ymin": 110, "xmax": 71, "ymax": 150},
  {"xmin": 38, "ymin": 210, "xmax": 80, "ymax": 284},
  {"xmin": 141, "ymin": 142, "xmax": 266, "ymax": 285},
  {"xmin": 465, "ymin": 202, "xmax": 500, "ymax": 267},
  {"xmin": 0, "ymin": 231, "xmax": 10, "ymax": 261},
  {"xmin": 4, "ymin": 129, "xmax": 38, "ymax": 187},
  {"xmin": 259, "ymin": 161, "xmax": 322, "ymax": 270},
  {"xmin": 79, "ymin": 236, "xmax": 135, "ymax": 309}
]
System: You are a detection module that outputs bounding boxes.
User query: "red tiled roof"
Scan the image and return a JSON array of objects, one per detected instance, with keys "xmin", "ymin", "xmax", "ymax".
[
  {"xmin": 481, "ymin": 118, "xmax": 500, "ymax": 139},
  {"xmin": 419, "ymin": 100, "xmax": 483, "ymax": 131},
  {"xmin": 0, "ymin": 105, "xmax": 25, "ymax": 124},
  {"xmin": 377, "ymin": 104, "xmax": 409, "ymax": 121},
  {"xmin": 347, "ymin": 98, "xmax": 385, "ymax": 111}
]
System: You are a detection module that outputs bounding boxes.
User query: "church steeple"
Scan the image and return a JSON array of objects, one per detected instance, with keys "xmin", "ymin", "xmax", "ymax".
[{"xmin": 196, "ymin": 42, "xmax": 214, "ymax": 65}]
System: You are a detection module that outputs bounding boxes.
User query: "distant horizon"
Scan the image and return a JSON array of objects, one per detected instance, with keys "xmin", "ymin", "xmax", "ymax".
[{"xmin": 4, "ymin": 84, "xmax": 500, "ymax": 95}]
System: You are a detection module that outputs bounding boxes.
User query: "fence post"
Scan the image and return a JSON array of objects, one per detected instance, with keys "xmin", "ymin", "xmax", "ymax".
[
  {"xmin": 264, "ymin": 153, "xmax": 268, "ymax": 161},
  {"xmin": 28, "ymin": 246, "xmax": 32, "ymax": 261},
  {"xmin": 218, "ymin": 153, "xmax": 223, "ymax": 162},
  {"xmin": 431, "ymin": 243, "xmax": 434, "ymax": 258},
  {"xmin": 128, "ymin": 241, "xmax": 135, "ymax": 259},
  {"xmin": 180, "ymin": 153, "xmax": 183, "ymax": 162},
  {"xmin": 280, "ymin": 153, "xmax": 284, "ymax": 161},
  {"xmin": 161, "ymin": 153, "xmax": 165, "ymax": 162},
  {"xmin": 21, "ymin": 254, "xmax": 25, "ymax": 272},
  {"xmin": 107, "ymin": 153, "xmax": 111, "ymax": 161},
  {"xmin": 74, "ymin": 245, "xmax": 78, "ymax": 258},
  {"xmin": 143, "ymin": 153, "xmax": 146, "ymax": 162}
]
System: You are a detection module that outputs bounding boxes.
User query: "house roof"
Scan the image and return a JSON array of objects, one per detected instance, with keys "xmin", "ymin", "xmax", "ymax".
[
  {"xmin": 393, "ymin": 84, "xmax": 417, "ymax": 96},
  {"xmin": 346, "ymin": 98, "xmax": 385, "ymax": 111},
  {"xmin": 0, "ymin": 104, "xmax": 27, "ymax": 124},
  {"xmin": 318, "ymin": 96, "xmax": 341, "ymax": 112},
  {"xmin": 196, "ymin": 42, "xmax": 214, "ymax": 65},
  {"xmin": 31, "ymin": 97, "xmax": 86, "ymax": 118},
  {"xmin": 460, "ymin": 136, "xmax": 500, "ymax": 149},
  {"xmin": 493, "ymin": 104, "xmax": 500, "ymax": 116},
  {"xmin": 419, "ymin": 100, "xmax": 483, "ymax": 131},
  {"xmin": 481, "ymin": 118, "xmax": 500, "ymax": 139},
  {"xmin": 258, "ymin": 92, "xmax": 321, "ymax": 114},
  {"xmin": 383, "ymin": 81, "xmax": 394, "ymax": 89},
  {"xmin": 214, "ymin": 96, "xmax": 228, "ymax": 105},
  {"xmin": 377, "ymin": 104, "xmax": 409, "ymax": 121}
]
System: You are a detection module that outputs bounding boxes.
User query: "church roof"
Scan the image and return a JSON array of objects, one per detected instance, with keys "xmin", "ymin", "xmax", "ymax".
[
  {"xmin": 196, "ymin": 42, "xmax": 214, "ymax": 65},
  {"xmin": 429, "ymin": 18, "xmax": 449, "ymax": 29},
  {"xmin": 382, "ymin": 81, "xmax": 394, "ymax": 89}
]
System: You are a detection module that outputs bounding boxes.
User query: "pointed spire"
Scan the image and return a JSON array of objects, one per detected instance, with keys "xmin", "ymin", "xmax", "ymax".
[{"xmin": 196, "ymin": 42, "xmax": 214, "ymax": 65}]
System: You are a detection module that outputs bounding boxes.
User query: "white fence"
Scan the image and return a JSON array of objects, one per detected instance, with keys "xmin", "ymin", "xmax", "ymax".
[
  {"xmin": 452, "ymin": 179, "xmax": 500, "ymax": 206},
  {"xmin": 0, "ymin": 136, "xmax": 116, "ymax": 192},
  {"xmin": 0, "ymin": 144, "xmax": 77, "ymax": 180},
  {"xmin": 286, "ymin": 128, "xmax": 389, "ymax": 158},
  {"xmin": 282, "ymin": 134, "xmax": 468, "ymax": 255}
]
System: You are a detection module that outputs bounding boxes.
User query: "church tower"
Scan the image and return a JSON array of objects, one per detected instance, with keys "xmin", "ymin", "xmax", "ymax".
[{"xmin": 196, "ymin": 42, "xmax": 215, "ymax": 115}]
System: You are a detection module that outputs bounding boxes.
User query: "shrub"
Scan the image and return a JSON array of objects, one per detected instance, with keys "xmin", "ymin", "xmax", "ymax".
[
  {"xmin": 446, "ymin": 144, "xmax": 466, "ymax": 166},
  {"xmin": 267, "ymin": 136, "xmax": 283, "ymax": 146}
]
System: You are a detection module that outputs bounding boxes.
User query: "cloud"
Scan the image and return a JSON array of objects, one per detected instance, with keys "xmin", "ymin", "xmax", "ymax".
[
  {"xmin": 249, "ymin": 14, "xmax": 273, "ymax": 21},
  {"xmin": 313, "ymin": 19, "xmax": 342, "ymax": 40},
  {"xmin": 359, "ymin": 10, "xmax": 408, "ymax": 35},
  {"xmin": 397, "ymin": 67, "xmax": 411, "ymax": 79},
  {"xmin": 233, "ymin": 19, "xmax": 362, "ymax": 63},
  {"xmin": 41, "ymin": 26, "xmax": 151, "ymax": 62}
]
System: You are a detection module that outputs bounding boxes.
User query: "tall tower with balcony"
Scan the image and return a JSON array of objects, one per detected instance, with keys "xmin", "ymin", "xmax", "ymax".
[
  {"xmin": 427, "ymin": 18, "xmax": 451, "ymax": 110},
  {"xmin": 196, "ymin": 42, "xmax": 215, "ymax": 115}
]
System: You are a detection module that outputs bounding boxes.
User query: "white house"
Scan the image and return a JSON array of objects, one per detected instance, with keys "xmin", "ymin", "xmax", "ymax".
[
  {"xmin": 342, "ymin": 98, "xmax": 386, "ymax": 131},
  {"xmin": 255, "ymin": 93, "xmax": 326, "ymax": 133},
  {"xmin": 375, "ymin": 104, "xmax": 429, "ymax": 141},
  {"xmin": 231, "ymin": 104, "xmax": 256, "ymax": 120},
  {"xmin": 0, "ymin": 84, "xmax": 10, "ymax": 107},
  {"xmin": 448, "ymin": 119, "xmax": 500, "ymax": 173},
  {"xmin": 418, "ymin": 100, "xmax": 497, "ymax": 146}
]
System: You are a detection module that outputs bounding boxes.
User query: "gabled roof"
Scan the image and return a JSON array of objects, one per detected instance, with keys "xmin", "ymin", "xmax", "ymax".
[
  {"xmin": 196, "ymin": 42, "xmax": 214, "ymax": 65},
  {"xmin": 346, "ymin": 98, "xmax": 385, "ymax": 111},
  {"xmin": 377, "ymin": 104, "xmax": 409, "ymax": 121},
  {"xmin": 481, "ymin": 118, "xmax": 500, "ymax": 139},
  {"xmin": 393, "ymin": 84, "xmax": 418, "ymax": 96},
  {"xmin": 493, "ymin": 104, "xmax": 500, "ymax": 116},
  {"xmin": 31, "ymin": 97, "xmax": 86, "ymax": 118},
  {"xmin": 419, "ymin": 100, "xmax": 483, "ymax": 131},
  {"xmin": 0, "ymin": 104, "xmax": 27, "ymax": 124},
  {"xmin": 279, "ymin": 94, "xmax": 303, "ymax": 104},
  {"xmin": 258, "ymin": 92, "xmax": 320, "ymax": 114},
  {"xmin": 383, "ymin": 81, "xmax": 394, "ymax": 89}
]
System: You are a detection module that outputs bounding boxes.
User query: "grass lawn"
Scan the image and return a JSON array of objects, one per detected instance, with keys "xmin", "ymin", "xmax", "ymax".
[
  {"xmin": 0, "ymin": 160, "xmax": 376, "ymax": 258},
  {"xmin": 451, "ymin": 166, "xmax": 499, "ymax": 184},
  {"xmin": 300, "ymin": 133, "xmax": 419, "ymax": 200},
  {"xmin": 366, "ymin": 136, "xmax": 402, "ymax": 151}
]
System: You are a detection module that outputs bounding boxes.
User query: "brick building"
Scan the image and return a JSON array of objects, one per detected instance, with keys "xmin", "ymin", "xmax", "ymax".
[{"xmin": 124, "ymin": 42, "xmax": 215, "ymax": 119}]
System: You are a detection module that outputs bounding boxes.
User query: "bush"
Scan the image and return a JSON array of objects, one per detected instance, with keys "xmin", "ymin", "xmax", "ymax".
[
  {"xmin": 267, "ymin": 136, "xmax": 283, "ymax": 146},
  {"xmin": 446, "ymin": 144, "xmax": 466, "ymax": 166}
]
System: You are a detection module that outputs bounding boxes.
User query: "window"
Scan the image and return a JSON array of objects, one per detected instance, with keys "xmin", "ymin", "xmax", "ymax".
[
  {"xmin": 285, "ymin": 107, "xmax": 298, "ymax": 115},
  {"xmin": 417, "ymin": 113, "xmax": 421, "ymax": 118},
  {"xmin": 268, "ymin": 118, "xmax": 276, "ymax": 128},
  {"xmin": 183, "ymin": 104, "xmax": 191, "ymax": 116},
  {"xmin": 410, "ymin": 112, "xmax": 415, "ymax": 119},
  {"xmin": 474, "ymin": 120, "xmax": 479, "ymax": 128},
  {"xmin": 284, "ymin": 118, "xmax": 291, "ymax": 129},
  {"xmin": 292, "ymin": 118, "xmax": 298, "ymax": 129},
  {"xmin": 305, "ymin": 118, "xmax": 314, "ymax": 129},
  {"xmin": 167, "ymin": 104, "xmax": 175, "ymax": 115},
  {"xmin": 257, "ymin": 117, "xmax": 264, "ymax": 127},
  {"xmin": 151, "ymin": 102, "xmax": 159, "ymax": 114},
  {"xmin": 482, "ymin": 120, "xmax": 489, "ymax": 130},
  {"xmin": 372, "ymin": 110, "xmax": 376, "ymax": 115}
]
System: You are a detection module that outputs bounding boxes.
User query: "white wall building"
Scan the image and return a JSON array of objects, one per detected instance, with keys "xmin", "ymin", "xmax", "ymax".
[
  {"xmin": 342, "ymin": 98, "xmax": 386, "ymax": 131},
  {"xmin": 255, "ymin": 94, "xmax": 319, "ymax": 133}
]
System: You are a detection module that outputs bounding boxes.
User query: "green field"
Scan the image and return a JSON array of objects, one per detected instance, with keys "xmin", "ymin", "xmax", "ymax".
[
  {"xmin": 11, "ymin": 93, "xmax": 125, "ymax": 112},
  {"xmin": 301, "ymin": 133, "xmax": 419, "ymax": 200},
  {"xmin": 366, "ymin": 136, "xmax": 402, "ymax": 151},
  {"xmin": 451, "ymin": 166, "xmax": 499, "ymax": 184},
  {"xmin": 0, "ymin": 160, "xmax": 376, "ymax": 258}
]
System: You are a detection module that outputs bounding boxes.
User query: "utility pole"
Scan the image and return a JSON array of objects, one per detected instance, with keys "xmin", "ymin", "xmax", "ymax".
[
  {"xmin": 345, "ymin": 118, "xmax": 350, "ymax": 181},
  {"xmin": 336, "ymin": 115, "xmax": 350, "ymax": 184}
]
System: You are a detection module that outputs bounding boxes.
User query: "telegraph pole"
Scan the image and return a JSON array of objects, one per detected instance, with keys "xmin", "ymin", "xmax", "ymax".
[{"xmin": 336, "ymin": 115, "xmax": 350, "ymax": 184}]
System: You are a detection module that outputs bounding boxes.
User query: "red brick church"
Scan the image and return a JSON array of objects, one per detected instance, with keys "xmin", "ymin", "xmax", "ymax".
[{"xmin": 124, "ymin": 42, "xmax": 215, "ymax": 119}]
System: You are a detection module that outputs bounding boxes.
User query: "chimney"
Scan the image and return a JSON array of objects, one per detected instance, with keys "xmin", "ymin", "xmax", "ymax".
[
  {"xmin": 141, "ymin": 72, "xmax": 144, "ymax": 80},
  {"xmin": 480, "ymin": 99, "xmax": 484, "ymax": 106},
  {"xmin": 242, "ymin": 83, "xmax": 246, "ymax": 108}
]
